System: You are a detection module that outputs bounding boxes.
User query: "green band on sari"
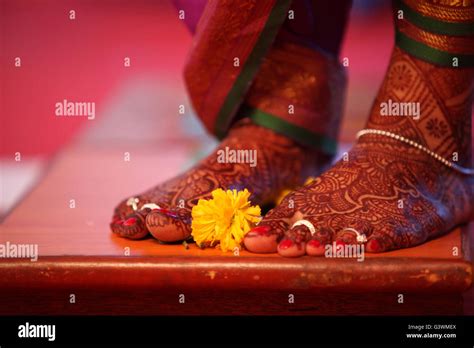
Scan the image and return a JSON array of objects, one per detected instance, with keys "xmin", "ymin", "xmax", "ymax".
[
  {"xmin": 396, "ymin": 0, "xmax": 474, "ymax": 36},
  {"xmin": 396, "ymin": 30, "xmax": 474, "ymax": 67},
  {"xmin": 185, "ymin": 0, "xmax": 345, "ymax": 157},
  {"xmin": 243, "ymin": 105, "xmax": 338, "ymax": 155},
  {"xmin": 214, "ymin": 1, "xmax": 291, "ymax": 139}
]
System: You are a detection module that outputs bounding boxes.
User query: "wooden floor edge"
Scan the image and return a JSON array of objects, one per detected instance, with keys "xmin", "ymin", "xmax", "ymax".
[{"xmin": 0, "ymin": 256, "xmax": 471, "ymax": 293}]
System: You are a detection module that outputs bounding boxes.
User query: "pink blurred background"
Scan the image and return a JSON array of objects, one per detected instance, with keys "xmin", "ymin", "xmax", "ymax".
[{"xmin": 1, "ymin": 0, "xmax": 397, "ymax": 215}]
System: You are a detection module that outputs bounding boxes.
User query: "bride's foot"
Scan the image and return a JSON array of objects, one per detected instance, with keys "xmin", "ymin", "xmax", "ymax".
[
  {"xmin": 245, "ymin": 45, "xmax": 474, "ymax": 257},
  {"xmin": 110, "ymin": 119, "xmax": 330, "ymax": 242}
]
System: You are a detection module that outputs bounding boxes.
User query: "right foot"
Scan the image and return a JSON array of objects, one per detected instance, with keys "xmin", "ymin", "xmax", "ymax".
[
  {"xmin": 110, "ymin": 119, "xmax": 331, "ymax": 242},
  {"xmin": 244, "ymin": 46, "xmax": 474, "ymax": 257}
]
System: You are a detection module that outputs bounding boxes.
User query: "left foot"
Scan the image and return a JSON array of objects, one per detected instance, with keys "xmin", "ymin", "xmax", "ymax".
[
  {"xmin": 110, "ymin": 119, "xmax": 328, "ymax": 242},
  {"xmin": 244, "ymin": 47, "xmax": 474, "ymax": 257}
]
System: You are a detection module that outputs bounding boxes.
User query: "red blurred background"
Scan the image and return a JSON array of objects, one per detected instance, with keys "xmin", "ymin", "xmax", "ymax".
[
  {"xmin": 1, "ymin": 0, "xmax": 403, "ymax": 216},
  {"xmin": 1, "ymin": 0, "xmax": 193, "ymax": 156},
  {"xmin": 1, "ymin": 0, "xmax": 397, "ymax": 157}
]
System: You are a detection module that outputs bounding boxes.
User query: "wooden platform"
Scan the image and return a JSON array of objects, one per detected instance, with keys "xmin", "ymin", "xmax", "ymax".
[{"xmin": 0, "ymin": 144, "xmax": 472, "ymax": 315}]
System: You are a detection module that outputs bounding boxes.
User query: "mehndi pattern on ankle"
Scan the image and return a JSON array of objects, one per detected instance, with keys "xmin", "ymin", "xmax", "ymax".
[{"xmin": 357, "ymin": 129, "xmax": 474, "ymax": 175}]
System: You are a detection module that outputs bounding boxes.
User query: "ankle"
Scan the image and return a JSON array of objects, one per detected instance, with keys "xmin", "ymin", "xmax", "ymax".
[
  {"xmin": 365, "ymin": 47, "xmax": 473, "ymax": 167},
  {"xmin": 366, "ymin": 0, "xmax": 474, "ymax": 167},
  {"xmin": 227, "ymin": 119, "xmax": 333, "ymax": 181},
  {"xmin": 239, "ymin": 40, "xmax": 346, "ymax": 157}
]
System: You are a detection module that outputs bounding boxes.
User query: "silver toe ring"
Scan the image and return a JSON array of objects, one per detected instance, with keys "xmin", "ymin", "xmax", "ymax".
[
  {"xmin": 126, "ymin": 197, "xmax": 140, "ymax": 211},
  {"xmin": 141, "ymin": 203, "xmax": 161, "ymax": 210},
  {"xmin": 342, "ymin": 228, "xmax": 367, "ymax": 243},
  {"xmin": 291, "ymin": 219, "xmax": 316, "ymax": 236},
  {"xmin": 126, "ymin": 197, "xmax": 161, "ymax": 212}
]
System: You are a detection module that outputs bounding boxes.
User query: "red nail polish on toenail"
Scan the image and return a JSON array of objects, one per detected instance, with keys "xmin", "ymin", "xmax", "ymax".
[
  {"xmin": 156, "ymin": 208, "xmax": 178, "ymax": 218},
  {"xmin": 335, "ymin": 240, "xmax": 346, "ymax": 247},
  {"xmin": 123, "ymin": 217, "xmax": 137, "ymax": 226},
  {"xmin": 247, "ymin": 225, "xmax": 271, "ymax": 236},
  {"xmin": 367, "ymin": 239, "xmax": 381, "ymax": 252},
  {"xmin": 308, "ymin": 239, "xmax": 321, "ymax": 248},
  {"xmin": 279, "ymin": 239, "xmax": 293, "ymax": 250}
]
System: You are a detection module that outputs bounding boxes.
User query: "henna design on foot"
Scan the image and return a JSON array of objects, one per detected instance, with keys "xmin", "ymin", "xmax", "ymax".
[
  {"xmin": 246, "ymin": 48, "xmax": 474, "ymax": 257},
  {"xmin": 111, "ymin": 119, "xmax": 331, "ymax": 242}
]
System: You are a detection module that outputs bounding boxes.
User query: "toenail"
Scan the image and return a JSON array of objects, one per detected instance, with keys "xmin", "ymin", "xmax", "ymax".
[
  {"xmin": 123, "ymin": 217, "xmax": 137, "ymax": 226},
  {"xmin": 367, "ymin": 238, "xmax": 381, "ymax": 252},
  {"xmin": 308, "ymin": 239, "xmax": 321, "ymax": 248},
  {"xmin": 156, "ymin": 208, "xmax": 178, "ymax": 218},
  {"xmin": 246, "ymin": 225, "xmax": 271, "ymax": 237},
  {"xmin": 335, "ymin": 240, "xmax": 346, "ymax": 248},
  {"xmin": 279, "ymin": 239, "xmax": 293, "ymax": 250}
]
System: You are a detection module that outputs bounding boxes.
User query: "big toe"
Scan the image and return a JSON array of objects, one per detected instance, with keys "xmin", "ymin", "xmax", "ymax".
[
  {"xmin": 110, "ymin": 212, "xmax": 149, "ymax": 240},
  {"xmin": 244, "ymin": 214, "xmax": 289, "ymax": 254},
  {"xmin": 244, "ymin": 225, "xmax": 279, "ymax": 254},
  {"xmin": 146, "ymin": 208, "xmax": 192, "ymax": 243}
]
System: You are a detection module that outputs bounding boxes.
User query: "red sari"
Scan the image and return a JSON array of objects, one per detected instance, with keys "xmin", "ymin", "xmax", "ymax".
[{"xmin": 181, "ymin": 0, "xmax": 346, "ymax": 155}]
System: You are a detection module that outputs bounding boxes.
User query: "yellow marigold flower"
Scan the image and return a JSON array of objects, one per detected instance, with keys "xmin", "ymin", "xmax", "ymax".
[
  {"xmin": 275, "ymin": 189, "xmax": 292, "ymax": 206},
  {"xmin": 191, "ymin": 188, "xmax": 261, "ymax": 252}
]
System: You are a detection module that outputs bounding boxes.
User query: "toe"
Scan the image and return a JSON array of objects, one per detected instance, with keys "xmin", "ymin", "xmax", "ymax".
[
  {"xmin": 332, "ymin": 222, "xmax": 373, "ymax": 256},
  {"xmin": 365, "ymin": 226, "xmax": 399, "ymax": 253},
  {"xmin": 244, "ymin": 208, "xmax": 290, "ymax": 254},
  {"xmin": 364, "ymin": 222, "xmax": 414, "ymax": 253},
  {"xmin": 146, "ymin": 207, "xmax": 192, "ymax": 242},
  {"xmin": 110, "ymin": 210, "xmax": 149, "ymax": 240},
  {"xmin": 112, "ymin": 195, "xmax": 154, "ymax": 220},
  {"xmin": 113, "ymin": 197, "xmax": 138, "ymax": 219},
  {"xmin": 305, "ymin": 238, "xmax": 325, "ymax": 256},
  {"xmin": 305, "ymin": 226, "xmax": 336, "ymax": 256},
  {"xmin": 277, "ymin": 225, "xmax": 310, "ymax": 257},
  {"xmin": 334, "ymin": 220, "xmax": 372, "ymax": 242},
  {"xmin": 244, "ymin": 223, "xmax": 284, "ymax": 254},
  {"xmin": 277, "ymin": 238, "xmax": 306, "ymax": 257},
  {"xmin": 366, "ymin": 236, "xmax": 385, "ymax": 253}
]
